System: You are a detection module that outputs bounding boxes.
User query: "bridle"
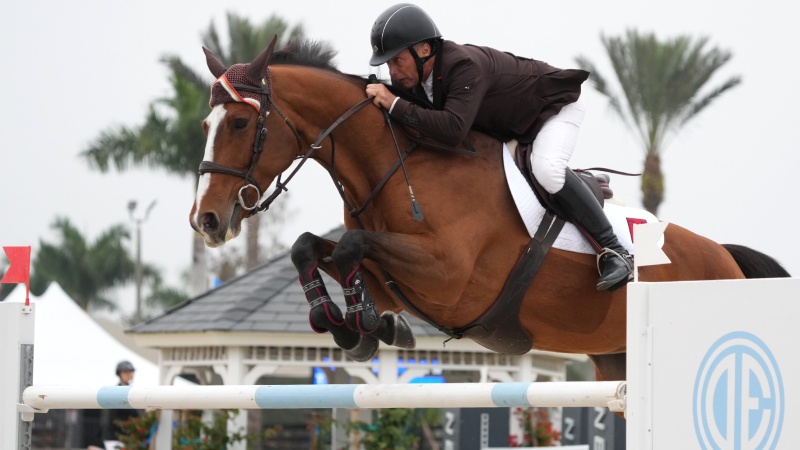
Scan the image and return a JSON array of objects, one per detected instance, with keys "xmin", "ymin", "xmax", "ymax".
[
  {"xmin": 198, "ymin": 69, "xmax": 298, "ymax": 215},
  {"xmin": 197, "ymin": 68, "xmax": 374, "ymax": 217}
]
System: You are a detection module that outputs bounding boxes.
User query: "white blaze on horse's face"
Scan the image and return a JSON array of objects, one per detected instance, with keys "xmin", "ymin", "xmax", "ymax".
[{"xmin": 193, "ymin": 105, "xmax": 229, "ymax": 244}]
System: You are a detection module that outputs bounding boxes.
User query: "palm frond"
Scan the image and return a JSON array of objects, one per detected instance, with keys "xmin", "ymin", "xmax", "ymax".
[
  {"xmin": 582, "ymin": 29, "xmax": 740, "ymax": 156},
  {"xmin": 30, "ymin": 217, "xmax": 136, "ymax": 311},
  {"xmin": 146, "ymin": 286, "xmax": 187, "ymax": 310},
  {"xmin": 160, "ymin": 54, "xmax": 211, "ymax": 90},
  {"xmin": 681, "ymin": 77, "xmax": 741, "ymax": 125},
  {"xmin": 202, "ymin": 19, "xmax": 227, "ymax": 62},
  {"xmin": 80, "ymin": 126, "xmax": 141, "ymax": 172},
  {"xmin": 575, "ymin": 55, "xmax": 631, "ymax": 130}
]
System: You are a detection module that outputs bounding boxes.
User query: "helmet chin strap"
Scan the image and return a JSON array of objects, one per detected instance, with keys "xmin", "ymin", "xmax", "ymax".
[{"xmin": 407, "ymin": 43, "xmax": 437, "ymax": 87}]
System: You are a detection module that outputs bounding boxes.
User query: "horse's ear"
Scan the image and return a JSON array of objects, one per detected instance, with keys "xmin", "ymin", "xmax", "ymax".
[
  {"xmin": 203, "ymin": 47, "xmax": 227, "ymax": 78},
  {"xmin": 246, "ymin": 35, "xmax": 278, "ymax": 81}
]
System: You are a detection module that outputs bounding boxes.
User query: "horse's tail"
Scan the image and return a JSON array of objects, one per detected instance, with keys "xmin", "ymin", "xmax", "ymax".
[{"xmin": 722, "ymin": 244, "xmax": 791, "ymax": 278}]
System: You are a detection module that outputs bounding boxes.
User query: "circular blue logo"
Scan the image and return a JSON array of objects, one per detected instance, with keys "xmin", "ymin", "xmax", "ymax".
[{"xmin": 693, "ymin": 331, "xmax": 784, "ymax": 449}]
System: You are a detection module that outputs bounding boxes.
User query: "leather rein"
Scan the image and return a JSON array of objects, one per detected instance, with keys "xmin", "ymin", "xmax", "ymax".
[{"xmin": 197, "ymin": 72, "xmax": 399, "ymax": 219}]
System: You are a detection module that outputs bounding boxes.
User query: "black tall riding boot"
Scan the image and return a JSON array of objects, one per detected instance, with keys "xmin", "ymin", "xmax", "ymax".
[{"xmin": 552, "ymin": 169, "xmax": 633, "ymax": 291}]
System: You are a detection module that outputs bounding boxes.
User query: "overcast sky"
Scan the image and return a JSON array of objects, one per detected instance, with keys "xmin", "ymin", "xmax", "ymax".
[{"xmin": 2, "ymin": 1, "xmax": 798, "ymax": 315}]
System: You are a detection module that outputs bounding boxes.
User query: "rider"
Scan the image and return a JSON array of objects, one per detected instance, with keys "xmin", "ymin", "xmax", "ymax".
[
  {"xmin": 366, "ymin": 3, "xmax": 633, "ymax": 291},
  {"xmin": 109, "ymin": 361, "xmax": 142, "ymax": 438}
]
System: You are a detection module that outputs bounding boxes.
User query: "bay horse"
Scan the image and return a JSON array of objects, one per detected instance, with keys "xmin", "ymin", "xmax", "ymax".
[{"xmin": 190, "ymin": 38, "xmax": 789, "ymax": 383}]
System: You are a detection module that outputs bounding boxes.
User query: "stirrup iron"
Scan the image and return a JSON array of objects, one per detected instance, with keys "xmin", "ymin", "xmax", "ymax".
[{"xmin": 596, "ymin": 248, "xmax": 633, "ymax": 279}]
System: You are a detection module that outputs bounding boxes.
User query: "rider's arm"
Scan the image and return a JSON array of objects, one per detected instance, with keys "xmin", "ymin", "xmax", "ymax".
[{"xmin": 389, "ymin": 57, "xmax": 490, "ymax": 146}]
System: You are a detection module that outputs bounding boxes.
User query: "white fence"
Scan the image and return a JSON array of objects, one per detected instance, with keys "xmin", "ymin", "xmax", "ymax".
[
  {"xmin": 5, "ymin": 278, "xmax": 800, "ymax": 450},
  {"xmin": 626, "ymin": 278, "xmax": 800, "ymax": 449}
]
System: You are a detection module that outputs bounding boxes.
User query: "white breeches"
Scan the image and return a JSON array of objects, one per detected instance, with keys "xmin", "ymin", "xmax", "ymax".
[{"xmin": 529, "ymin": 98, "xmax": 586, "ymax": 194}]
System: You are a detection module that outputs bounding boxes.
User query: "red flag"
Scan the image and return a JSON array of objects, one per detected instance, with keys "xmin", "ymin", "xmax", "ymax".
[{"xmin": 2, "ymin": 246, "xmax": 31, "ymax": 305}]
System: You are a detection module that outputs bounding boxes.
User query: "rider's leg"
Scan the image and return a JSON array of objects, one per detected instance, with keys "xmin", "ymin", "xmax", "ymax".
[
  {"xmin": 553, "ymin": 170, "xmax": 633, "ymax": 291},
  {"xmin": 530, "ymin": 98, "xmax": 632, "ymax": 291}
]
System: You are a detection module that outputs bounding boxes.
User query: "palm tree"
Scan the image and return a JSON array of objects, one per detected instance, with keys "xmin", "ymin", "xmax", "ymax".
[
  {"xmin": 81, "ymin": 13, "xmax": 309, "ymax": 294},
  {"xmin": 30, "ymin": 217, "xmax": 160, "ymax": 312},
  {"xmin": 575, "ymin": 30, "xmax": 741, "ymax": 215}
]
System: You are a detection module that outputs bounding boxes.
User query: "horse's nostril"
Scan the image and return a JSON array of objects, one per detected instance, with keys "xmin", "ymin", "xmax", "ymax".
[{"xmin": 202, "ymin": 212, "xmax": 219, "ymax": 232}]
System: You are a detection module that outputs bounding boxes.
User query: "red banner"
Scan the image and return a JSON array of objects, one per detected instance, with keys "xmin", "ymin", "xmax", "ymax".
[{"xmin": 2, "ymin": 246, "xmax": 31, "ymax": 305}]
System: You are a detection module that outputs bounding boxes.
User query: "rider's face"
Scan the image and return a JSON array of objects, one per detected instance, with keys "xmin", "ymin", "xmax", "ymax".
[
  {"xmin": 118, "ymin": 370, "xmax": 134, "ymax": 385},
  {"xmin": 387, "ymin": 44, "xmax": 431, "ymax": 90},
  {"xmin": 387, "ymin": 49, "xmax": 419, "ymax": 90}
]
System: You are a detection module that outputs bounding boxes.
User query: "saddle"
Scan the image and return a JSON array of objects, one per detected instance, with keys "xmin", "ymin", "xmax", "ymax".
[{"xmin": 513, "ymin": 140, "xmax": 612, "ymax": 252}]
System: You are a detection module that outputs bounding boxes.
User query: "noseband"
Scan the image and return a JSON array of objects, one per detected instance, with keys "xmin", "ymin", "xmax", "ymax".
[{"xmin": 198, "ymin": 70, "xmax": 372, "ymax": 216}]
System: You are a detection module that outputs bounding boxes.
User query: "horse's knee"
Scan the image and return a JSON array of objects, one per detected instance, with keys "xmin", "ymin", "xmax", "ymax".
[
  {"xmin": 331, "ymin": 230, "xmax": 367, "ymax": 269},
  {"xmin": 291, "ymin": 232, "xmax": 322, "ymax": 269}
]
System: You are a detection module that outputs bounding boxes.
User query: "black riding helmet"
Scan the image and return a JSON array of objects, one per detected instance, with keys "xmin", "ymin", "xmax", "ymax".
[
  {"xmin": 116, "ymin": 360, "xmax": 135, "ymax": 376},
  {"xmin": 370, "ymin": 3, "xmax": 441, "ymax": 83}
]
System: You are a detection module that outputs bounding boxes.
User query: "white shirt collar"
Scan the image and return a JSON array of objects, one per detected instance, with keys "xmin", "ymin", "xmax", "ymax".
[{"xmin": 421, "ymin": 72, "xmax": 434, "ymax": 103}]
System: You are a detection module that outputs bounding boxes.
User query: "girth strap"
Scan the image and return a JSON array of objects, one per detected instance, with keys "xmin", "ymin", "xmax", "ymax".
[
  {"xmin": 452, "ymin": 210, "xmax": 565, "ymax": 354},
  {"xmin": 382, "ymin": 210, "xmax": 565, "ymax": 353}
]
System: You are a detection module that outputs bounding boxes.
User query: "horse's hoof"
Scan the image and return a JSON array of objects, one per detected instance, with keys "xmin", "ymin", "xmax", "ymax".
[
  {"xmin": 380, "ymin": 311, "xmax": 417, "ymax": 349},
  {"xmin": 343, "ymin": 333, "xmax": 380, "ymax": 362}
]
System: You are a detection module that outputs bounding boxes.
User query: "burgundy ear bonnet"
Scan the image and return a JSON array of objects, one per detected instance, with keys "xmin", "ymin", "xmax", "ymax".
[
  {"xmin": 208, "ymin": 64, "xmax": 264, "ymax": 111},
  {"xmin": 204, "ymin": 36, "xmax": 277, "ymax": 112}
]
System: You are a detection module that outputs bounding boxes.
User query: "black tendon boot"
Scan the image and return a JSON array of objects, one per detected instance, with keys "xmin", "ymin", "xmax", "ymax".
[{"xmin": 552, "ymin": 169, "xmax": 633, "ymax": 291}]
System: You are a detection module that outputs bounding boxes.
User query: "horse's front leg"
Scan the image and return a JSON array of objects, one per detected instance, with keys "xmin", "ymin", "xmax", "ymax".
[
  {"xmin": 291, "ymin": 232, "xmax": 364, "ymax": 354},
  {"xmin": 332, "ymin": 230, "xmax": 418, "ymax": 352}
]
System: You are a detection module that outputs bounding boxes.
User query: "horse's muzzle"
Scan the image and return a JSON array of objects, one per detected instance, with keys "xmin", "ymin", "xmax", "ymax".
[{"xmin": 193, "ymin": 207, "xmax": 242, "ymax": 248}]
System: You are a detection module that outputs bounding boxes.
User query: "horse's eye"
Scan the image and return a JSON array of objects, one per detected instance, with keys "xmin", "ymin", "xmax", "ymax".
[{"xmin": 233, "ymin": 118, "xmax": 248, "ymax": 130}]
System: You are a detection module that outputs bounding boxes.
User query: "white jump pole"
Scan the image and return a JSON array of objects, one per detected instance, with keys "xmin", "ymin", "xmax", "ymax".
[{"xmin": 21, "ymin": 381, "xmax": 626, "ymax": 414}]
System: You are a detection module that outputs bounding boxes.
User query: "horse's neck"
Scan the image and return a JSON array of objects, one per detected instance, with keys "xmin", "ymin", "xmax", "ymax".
[
  {"xmin": 293, "ymin": 92, "xmax": 404, "ymax": 209},
  {"xmin": 273, "ymin": 67, "xmax": 424, "ymax": 223},
  {"xmin": 316, "ymin": 126, "xmax": 410, "ymax": 218}
]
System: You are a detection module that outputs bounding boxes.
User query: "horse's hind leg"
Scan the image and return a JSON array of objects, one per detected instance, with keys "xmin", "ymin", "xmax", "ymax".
[
  {"xmin": 588, "ymin": 353, "xmax": 626, "ymax": 381},
  {"xmin": 589, "ymin": 353, "xmax": 627, "ymax": 418},
  {"xmin": 291, "ymin": 232, "xmax": 370, "ymax": 357},
  {"xmin": 332, "ymin": 230, "xmax": 416, "ymax": 351}
]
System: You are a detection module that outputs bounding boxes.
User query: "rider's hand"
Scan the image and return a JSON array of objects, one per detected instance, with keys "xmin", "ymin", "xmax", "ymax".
[{"xmin": 365, "ymin": 83, "xmax": 397, "ymax": 110}]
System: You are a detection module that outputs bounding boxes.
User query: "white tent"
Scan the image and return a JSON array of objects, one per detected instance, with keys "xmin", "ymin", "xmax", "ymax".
[{"xmin": 7, "ymin": 283, "xmax": 161, "ymax": 386}]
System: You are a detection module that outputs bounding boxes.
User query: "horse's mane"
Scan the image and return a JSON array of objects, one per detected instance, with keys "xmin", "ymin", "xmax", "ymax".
[
  {"xmin": 270, "ymin": 39, "xmax": 339, "ymax": 72},
  {"xmin": 269, "ymin": 39, "xmax": 371, "ymax": 87}
]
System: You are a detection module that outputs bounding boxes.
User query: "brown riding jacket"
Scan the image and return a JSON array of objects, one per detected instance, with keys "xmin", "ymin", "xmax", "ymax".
[{"xmin": 389, "ymin": 40, "xmax": 589, "ymax": 145}]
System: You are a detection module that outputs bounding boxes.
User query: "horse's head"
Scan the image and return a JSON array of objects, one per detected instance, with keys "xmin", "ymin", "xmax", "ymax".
[{"xmin": 191, "ymin": 36, "xmax": 303, "ymax": 247}]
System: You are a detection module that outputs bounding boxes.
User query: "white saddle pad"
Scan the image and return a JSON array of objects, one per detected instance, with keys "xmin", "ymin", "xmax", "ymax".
[{"xmin": 502, "ymin": 143, "xmax": 660, "ymax": 255}]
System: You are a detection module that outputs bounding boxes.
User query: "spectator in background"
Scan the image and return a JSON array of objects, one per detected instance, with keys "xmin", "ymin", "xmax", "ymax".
[{"xmin": 87, "ymin": 360, "xmax": 142, "ymax": 449}]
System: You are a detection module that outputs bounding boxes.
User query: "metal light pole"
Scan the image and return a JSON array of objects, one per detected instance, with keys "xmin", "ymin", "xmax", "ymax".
[{"xmin": 127, "ymin": 199, "xmax": 156, "ymax": 323}]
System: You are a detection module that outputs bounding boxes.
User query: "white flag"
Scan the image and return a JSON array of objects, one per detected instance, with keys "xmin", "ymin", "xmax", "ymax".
[{"xmin": 634, "ymin": 222, "xmax": 671, "ymax": 267}]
